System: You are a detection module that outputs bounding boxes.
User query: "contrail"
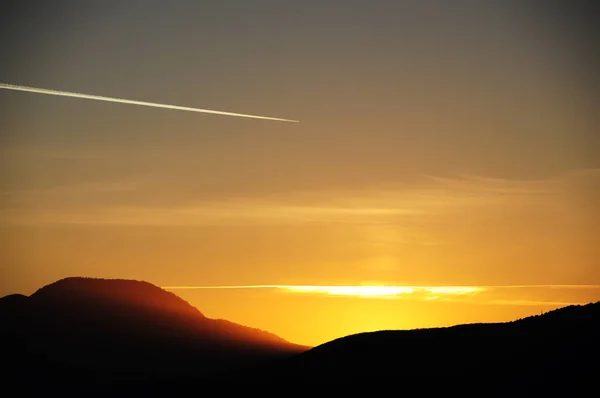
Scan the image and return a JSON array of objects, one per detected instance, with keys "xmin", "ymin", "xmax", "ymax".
[{"xmin": 0, "ymin": 82, "xmax": 299, "ymax": 123}]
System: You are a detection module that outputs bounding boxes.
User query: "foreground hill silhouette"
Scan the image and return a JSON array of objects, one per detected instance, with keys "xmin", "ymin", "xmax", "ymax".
[
  {"xmin": 0, "ymin": 277, "xmax": 308, "ymax": 394},
  {"xmin": 196, "ymin": 301, "xmax": 599, "ymax": 394}
]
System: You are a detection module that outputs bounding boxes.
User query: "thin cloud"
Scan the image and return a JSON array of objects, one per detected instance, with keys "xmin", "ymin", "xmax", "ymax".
[
  {"xmin": 0, "ymin": 147, "xmax": 108, "ymax": 161},
  {"xmin": 3, "ymin": 169, "xmax": 599, "ymax": 232},
  {"xmin": 0, "ymin": 202, "xmax": 426, "ymax": 227},
  {"xmin": 0, "ymin": 180, "xmax": 138, "ymax": 197},
  {"xmin": 162, "ymin": 284, "xmax": 483, "ymax": 298},
  {"xmin": 161, "ymin": 284, "xmax": 600, "ymax": 305}
]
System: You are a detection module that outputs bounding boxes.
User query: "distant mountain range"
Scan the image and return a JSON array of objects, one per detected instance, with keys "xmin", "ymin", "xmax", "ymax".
[{"xmin": 2, "ymin": 277, "xmax": 598, "ymax": 396}]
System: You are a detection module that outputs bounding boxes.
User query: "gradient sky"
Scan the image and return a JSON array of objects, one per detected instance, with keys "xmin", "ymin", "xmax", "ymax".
[{"xmin": 1, "ymin": 1, "xmax": 599, "ymax": 346}]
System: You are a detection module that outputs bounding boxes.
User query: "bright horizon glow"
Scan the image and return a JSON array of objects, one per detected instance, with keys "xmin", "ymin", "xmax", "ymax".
[
  {"xmin": 161, "ymin": 284, "xmax": 600, "ymax": 300},
  {"xmin": 0, "ymin": 82, "xmax": 299, "ymax": 123}
]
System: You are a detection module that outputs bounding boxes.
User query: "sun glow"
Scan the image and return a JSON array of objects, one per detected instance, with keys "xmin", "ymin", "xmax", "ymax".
[
  {"xmin": 280, "ymin": 285, "xmax": 483, "ymax": 298},
  {"xmin": 282, "ymin": 285, "xmax": 417, "ymax": 297},
  {"xmin": 162, "ymin": 284, "xmax": 485, "ymax": 299}
]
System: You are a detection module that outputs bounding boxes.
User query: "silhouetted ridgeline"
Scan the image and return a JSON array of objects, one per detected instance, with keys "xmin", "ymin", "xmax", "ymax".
[
  {"xmin": 0, "ymin": 277, "xmax": 308, "ymax": 395},
  {"xmin": 2, "ymin": 277, "xmax": 598, "ymax": 396},
  {"xmin": 200, "ymin": 301, "xmax": 599, "ymax": 394}
]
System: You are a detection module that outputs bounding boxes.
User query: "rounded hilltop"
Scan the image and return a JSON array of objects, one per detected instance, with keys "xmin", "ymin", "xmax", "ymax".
[
  {"xmin": 31, "ymin": 276, "xmax": 205, "ymax": 318},
  {"xmin": 27, "ymin": 276, "xmax": 305, "ymax": 349}
]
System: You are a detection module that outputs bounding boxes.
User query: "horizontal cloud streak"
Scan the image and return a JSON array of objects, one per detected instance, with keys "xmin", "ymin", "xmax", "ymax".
[
  {"xmin": 0, "ymin": 201, "xmax": 427, "ymax": 226},
  {"xmin": 163, "ymin": 284, "xmax": 482, "ymax": 296},
  {"xmin": 0, "ymin": 82, "xmax": 298, "ymax": 122},
  {"xmin": 2, "ymin": 169, "xmax": 598, "ymax": 287},
  {"xmin": 162, "ymin": 284, "xmax": 600, "ymax": 306},
  {"xmin": 4, "ymin": 168, "xmax": 598, "ymax": 227}
]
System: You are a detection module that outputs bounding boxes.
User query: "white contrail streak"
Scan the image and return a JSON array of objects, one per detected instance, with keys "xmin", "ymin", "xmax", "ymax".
[{"xmin": 0, "ymin": 82, "xmax": 299, "ymax": 123}]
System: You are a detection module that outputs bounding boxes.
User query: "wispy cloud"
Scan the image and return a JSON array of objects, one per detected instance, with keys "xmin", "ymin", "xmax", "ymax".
[
  {"xmin": 162, "ymin": 284, "xmax": 483, "ymax": 298},
  {"xmin": 162, "ymin": 284, "xmax": 600, "ymax": 306},
  {"xmin": 0, "ymin": 147, "xmax": 109, "ymax": 161},
  {"xmin": 3, "ymin": 169, "xmax": 599, "ymax": 239},
  {"xmin": 0, "ymin": 180, "xmax": 138, "ymax": 197},
  {"xmin": 0, "ymin": 200, "xmax": 427, "ymax": 226}
]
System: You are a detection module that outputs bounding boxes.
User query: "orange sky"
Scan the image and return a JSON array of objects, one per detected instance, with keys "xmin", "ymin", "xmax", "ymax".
[{"xmin": 1, "ymin": 2, "xmax": 598, "ymax": 346}]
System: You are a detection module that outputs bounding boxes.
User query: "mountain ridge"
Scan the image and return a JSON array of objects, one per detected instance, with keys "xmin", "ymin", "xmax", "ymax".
[
  {"xmin": 1, "ymin": 277, "xmax": 309, "ymax": 395},
  {"xmin": 194, "ymin": 300, "xmax": 600, "ymax": 394},
  {"xmin": 22, "ymin": 276, "xmax": 300, "ymax": 347}
]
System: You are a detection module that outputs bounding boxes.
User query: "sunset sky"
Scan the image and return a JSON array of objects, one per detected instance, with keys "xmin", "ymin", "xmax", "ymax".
[{"xmin": 1, "ymin": 1, "xmax": 599, "ymax": 346}]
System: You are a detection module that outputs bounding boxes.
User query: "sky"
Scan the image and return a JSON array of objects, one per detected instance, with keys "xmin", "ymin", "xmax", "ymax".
[{"xmin": 1, "ymin": 1, "xmax": 599, "ymax": 346}]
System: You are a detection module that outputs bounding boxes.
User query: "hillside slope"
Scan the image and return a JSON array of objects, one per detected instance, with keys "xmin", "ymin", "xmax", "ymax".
[
  {"xmin": 0, "ymin": 277, "xmax": 308, "ymax": 394},
  {"xmin": 202, "ymin": 302, "xmax": 600, "ymax": 394}
]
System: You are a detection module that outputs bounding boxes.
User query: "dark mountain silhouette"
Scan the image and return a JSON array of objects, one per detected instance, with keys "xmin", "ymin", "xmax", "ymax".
[
  {"xmin": 0, "ymin": 277, "xmax": 308, "ymax": 395},
  {"xmin": 197, "ymin": 301, "xmax": 599, "ymax": 395},
  {"xmin": 3, "ymin": 278, "xmax": 598, "ymax": 396}
]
